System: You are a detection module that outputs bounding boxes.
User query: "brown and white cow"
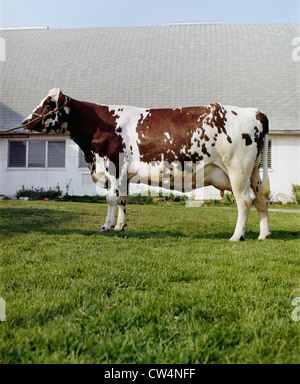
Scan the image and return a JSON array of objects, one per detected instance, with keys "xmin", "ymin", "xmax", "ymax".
[{"xmin": 23, "ymin": 88, "xmax": 271, "ymax": 241}]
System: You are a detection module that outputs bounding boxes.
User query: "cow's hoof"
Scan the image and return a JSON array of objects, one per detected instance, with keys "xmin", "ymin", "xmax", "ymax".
[
  {"xmin": 258, "ymin": 232, "xmax": 272, "ymax": 240},
  {"xmin": 114, "ymin": 227, "xmax": 125, "ymax": 232},
  {"xmin": 114, "ymin": 223, "xmax": 127, "ymax": 232},
  {"xmin": 98, "ymin": 228, "xmax": 110, "ymax": 235},
  {"xmin": 230, "ymin": 235, "xmax": 245, "ymax": 242}
]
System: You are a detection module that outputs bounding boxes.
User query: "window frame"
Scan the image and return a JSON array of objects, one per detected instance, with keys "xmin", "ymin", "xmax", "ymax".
[
  {"xmin": 259, "ymin": 140, "xmax": 272, "ymax": 170},
  {"xmin": 8, "ymin": 139, "xmax": 66, "ymax": 169},
  {"xmin": 78, "ymin": 149, "xmax": 88, "ymax": 169}
]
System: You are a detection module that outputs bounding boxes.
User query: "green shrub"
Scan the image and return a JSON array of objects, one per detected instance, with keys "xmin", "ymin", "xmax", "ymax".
[
  {"xmin": 60, "ymin": 195, "xmax": 106, "ymax": 203},
  {"xmin": 159, "ymin": 192, "xmax": 189, "ymax": 203},
  {"xmin": 60, "ymin": 192, "xmax": 188, "ymax": 205},
  {"xmin": 223, "ymin": 192, "xmax": 236, "ymax": 205},
  {"xmin": 61, "ymin": 193, "xmax": 154, "ymax": 205},
  {"xmin": 128, "ymin": 192, "xmax": 155, "ymax": 205},
  {"xmin": 292, "ymin": 185, "xmax": 300, "ymax": 205},
  {"xmin": 16, "ymin": 185, "xmax": 62, "ymax": 201}
]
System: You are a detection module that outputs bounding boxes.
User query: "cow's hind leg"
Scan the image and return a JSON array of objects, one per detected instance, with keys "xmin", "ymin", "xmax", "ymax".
[
  {"xmin": 251, "ymin": 164, "xmax": 271, "ymax": 240},
  {"xmin": 227, "ymin": 169, "xmax": 256, "ymax": 242},
  {"xmin": 115, "ymin": 197, "xmax": 128, "ymax": 232}
]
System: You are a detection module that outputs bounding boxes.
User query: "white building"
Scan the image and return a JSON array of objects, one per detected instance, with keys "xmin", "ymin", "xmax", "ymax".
[{"xmin": 0, "ymin": 24, "xmax": 299, "ymax": 198}]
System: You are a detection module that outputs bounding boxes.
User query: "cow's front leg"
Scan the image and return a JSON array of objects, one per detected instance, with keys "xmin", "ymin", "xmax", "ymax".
[
  {"xmin": 99, "ymin": 195, "xmax": 118, "ymax": 234},
  {"xmin": 115, "ymin": 197, "xmax": 128, "ymax": 232},
  {"xmin": 99, "ymin": 156, "xmax": 128, "ymax": 235},
  {"xmin": 99, "ymin": 165, "xmax": 119, "ymax": 234}
]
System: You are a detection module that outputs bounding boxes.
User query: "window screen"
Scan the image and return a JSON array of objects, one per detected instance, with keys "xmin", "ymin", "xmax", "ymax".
[
  {"xmin": 8, "ymin": 140, "xmax": 66, "ymax": 169},
  {"xmin": 8, "ymin": 141, "xmax": 26, "ymax": 167},
  {"xmin": 259, "ymin": 140, "xmax": 272, "ymax": 169},
  {"xmin": 79, "ymin": 150, "xmax": 88, "ymax": 168},
  {"xmin": 48, "ymin": 141, "xmax": 65, "ymax": 167},
  {"xmin": 28, "ymin": 141, "xmax": 46, "ymax": 167}
]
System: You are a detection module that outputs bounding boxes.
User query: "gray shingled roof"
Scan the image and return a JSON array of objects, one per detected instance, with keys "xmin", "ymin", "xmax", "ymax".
[{"xmin": 0, "ymin": 24, "xmax": 299, "ymax": 133}]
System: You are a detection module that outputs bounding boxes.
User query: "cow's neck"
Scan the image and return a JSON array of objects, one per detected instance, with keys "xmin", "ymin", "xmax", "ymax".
[
  {"xmin": 67, "ymin": 99, "xmax": 109, "ymax": 143},
  {"xmin": 66, "ymin": 98, "xmax": 123, "ymax": 165}
]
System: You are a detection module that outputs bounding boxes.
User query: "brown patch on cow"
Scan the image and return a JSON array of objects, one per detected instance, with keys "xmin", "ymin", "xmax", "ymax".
[
  {"xmin": 191, "ymin": 152, "xmax": 202, "ymax": 163},
  {"xmin": 254, "ymin": 112, "xmax": 269, "ymax": 159},
  {"xmin": 200, "ymin": 128, "xmax": 210, "ymax": 142},
  {"xmin": 201, "ymin": 143, "xmax": 211, "ymax": 157},
  {"xmin": 136, "ymin": 106, "xmax": 210, "ymax": 164},
  {"xmin": 256, "ymin": 112, "xmax": 269, "ymax": 135},
  {"xmin": 242, "ymin": 133, "xmax": 253, "ymax": 146},
  {"xmin": 231, "ymin": 110, "xmax": 238, "ymax": 116},
  {"xmin": 205, "ymin": 103, "xmax": 232, "ymax": 144},
  {"xmin": 68, "ymin": 100, "xmax": 123, "ymax": 170},
  {"xmin": 136, "ymin": 103, "xmax": 232, "ymax": 164}
]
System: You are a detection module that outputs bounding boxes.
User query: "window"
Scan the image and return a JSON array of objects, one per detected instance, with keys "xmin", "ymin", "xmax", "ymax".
[
  {"xmin": 8, "ymin": 141, "xmax": 26, "ymax": 167},
  {"xmin": 79, "ymin": 150, "xmax": 88, "ymax": 168},
  {"xmin": 28, "ymin": 141, "xmax": 46, "ymax": 167},
  {"xmin": 8, "ymin": 140, "xmax": 65, "ymax": 168},
  {"xmin": 48, "ymin": 141, "xmax": 65, "ymax": 168},
  {"xmin": 259, "ymin": 140, "xmax": 272, "ymax": 169}
]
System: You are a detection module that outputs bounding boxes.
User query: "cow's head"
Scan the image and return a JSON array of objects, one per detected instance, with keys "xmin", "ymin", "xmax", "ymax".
[{"xmin": 22, "ymin": 88, "xmax": 71, "ymax": 134}]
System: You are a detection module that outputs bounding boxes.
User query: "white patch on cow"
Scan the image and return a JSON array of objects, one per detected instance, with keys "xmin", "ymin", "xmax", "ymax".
[
  {"xmin": 26, "ymin": 113, "xmax": 33, "ymax": 121},
  {"xmin": 48, "ymin": 88, "xmax": 61, "ymax": 101},
  {"xmin": 26, "ymin": 88, "xmax": 63, "ymax": 122},
  {"xmin": 45, "ymin": 114, "xmax": 59, "ymax": 128},
  {"xmin": 180, "ymin": 145, "xmax": 187, "ymax": 155},
  {"xmin": 107, "ymin": 105, "xmax": 150, "ymax": 163},
  {"xmin": 167, "ymin": 149, "xmax": 177, "ymax": 158},
  {"xmin": 94, "ymin": 153, "xmax": 106, "ymax": 184},
  {"xmin": 164, "ymin": 132, "xmax": 171, "ymax": 140}
]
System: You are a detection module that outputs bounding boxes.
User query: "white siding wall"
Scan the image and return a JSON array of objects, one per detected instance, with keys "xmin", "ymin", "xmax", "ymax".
[
  {"xmin": 265, "ymin": 135, "xmax": 300, "ymax": 197},
  {"xmin": 0, "ymin": 135, "xmax": 299, "ymax": 198},
  {"xmin": 0, "ymin": 137, "xmax": 99, "ymax": 197}
]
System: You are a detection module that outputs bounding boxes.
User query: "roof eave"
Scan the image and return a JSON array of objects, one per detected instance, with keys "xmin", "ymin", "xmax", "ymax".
[{"xmin": 270, "ymin": 130, "xmax": 300, "ymax": 135}]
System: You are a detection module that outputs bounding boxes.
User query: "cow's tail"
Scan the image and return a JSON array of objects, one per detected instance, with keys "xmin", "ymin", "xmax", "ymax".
[
  {"xmin": 257, "ymin": 111, "xmax": 270, "ymax": 201},
  {"xmin": 261, "ymin": 132, "xmax": 270, "ymax": 202}
]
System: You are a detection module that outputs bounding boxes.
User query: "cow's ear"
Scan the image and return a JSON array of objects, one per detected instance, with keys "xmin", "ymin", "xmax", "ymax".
[{"xmin": 58, "ymin": 91, "xmax": 66, "ymax": 108}]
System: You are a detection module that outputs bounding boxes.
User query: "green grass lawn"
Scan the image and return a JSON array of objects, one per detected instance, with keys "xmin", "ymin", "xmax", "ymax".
[{"xmin": 0, "ymin": 200, "xmax": 299, "ymax": 364}]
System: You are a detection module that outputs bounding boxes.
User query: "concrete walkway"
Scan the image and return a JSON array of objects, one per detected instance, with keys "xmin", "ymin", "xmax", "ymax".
[
  {"xmin": 268, "ymin": 209, "xmax": 300, "ymax": 214},
  {"xmin": 186, "ymin": 203, "xmax": 300, "ymax": 214}
]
